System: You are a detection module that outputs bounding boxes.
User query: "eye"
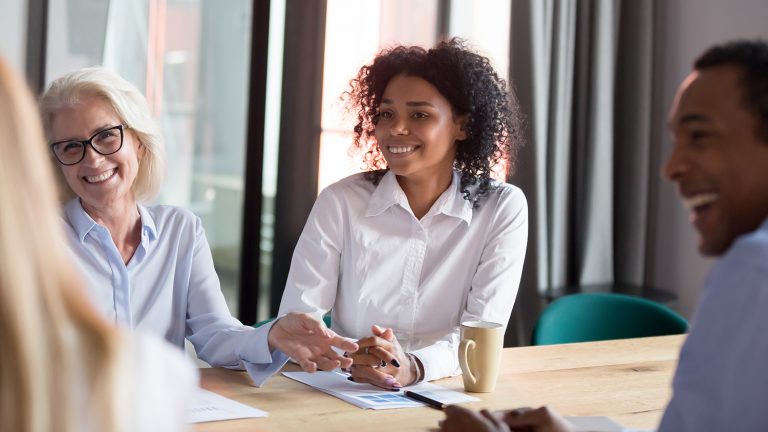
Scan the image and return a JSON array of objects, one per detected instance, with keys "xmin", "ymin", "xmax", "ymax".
[
  {"xmin": 62, "ymin": 142, "xmax": 83, "ymax": 152},
  {"xmin": 690, "ymin": 130, "xmax": 711, "ymax": 140},
  {"xmin": 412, "ymin": 112, "xmax": 429, "ymax": 119},
  {"xmin": 97, "ymin": 129, "xmax": 119, "ymax": 140},
  {"xmin": 378, "ymin": 110, "xmax": 393, "ymax": 120},
  {"xmin": 689, "ymin": 130, "xmax": 714, "ymax": 148}
]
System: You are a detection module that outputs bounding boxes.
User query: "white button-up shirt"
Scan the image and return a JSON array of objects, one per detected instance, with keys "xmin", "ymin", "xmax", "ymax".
[
  {"xmin": 63, "ymin": 198, "xmax": 287, "ymax": 386},
  {"xmin": 279, "ymin": 170, "xmax": 528, "ymax": 381}
]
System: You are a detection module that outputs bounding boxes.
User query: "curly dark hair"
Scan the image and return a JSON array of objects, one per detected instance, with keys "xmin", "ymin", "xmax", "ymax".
[
  {"xmin": 694, "ymin": 39, "xmax": 768, "ymax": 143},
  {"xmin": 344, "ymin": 38, "xmax": 523, "ymax": 206}
]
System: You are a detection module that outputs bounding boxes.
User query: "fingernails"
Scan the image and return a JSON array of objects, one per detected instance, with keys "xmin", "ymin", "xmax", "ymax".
[
  {"xmin": 391, "ymin": 359, "xmax": 401, "ymax": 368},
  {"xmin": 347, "ymin": 376, "xmax": 355, "ymax": 382}
]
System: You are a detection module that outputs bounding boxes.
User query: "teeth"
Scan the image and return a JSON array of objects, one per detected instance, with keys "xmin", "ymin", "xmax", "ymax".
[
  {"xmin": 389, "ymin": 146, "xmax": 416, "ymax": 154},
  {"xmin": 683, "ymin": 193, "xmax": 719, "ymax": 210},
  {"xmin": 85, "ymin": 169, "xmax": 116, "ymax": 183}
]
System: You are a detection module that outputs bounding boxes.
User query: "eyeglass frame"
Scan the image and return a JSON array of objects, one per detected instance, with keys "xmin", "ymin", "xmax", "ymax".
[{"xmin": 49, "ymin": 124, "xmax": 128, "ymax": 166}]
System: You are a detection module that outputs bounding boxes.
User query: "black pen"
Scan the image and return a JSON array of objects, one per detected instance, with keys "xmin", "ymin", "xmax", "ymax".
[{"xmin": 403, "ymin": 390, "xmax": 446, "ymax": 410}]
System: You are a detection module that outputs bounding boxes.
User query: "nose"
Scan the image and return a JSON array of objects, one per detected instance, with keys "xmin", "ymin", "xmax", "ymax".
[
  {"xmin": 662, "ymin": 143, "xmax": 687, "ymax": 181},
  {"xmin": 81, "ymin": 143, "xmax": 106, "ymax": 166},
  {"xmin": 390, "ymin": 118, "xmax": 409, "ymax": 136}
]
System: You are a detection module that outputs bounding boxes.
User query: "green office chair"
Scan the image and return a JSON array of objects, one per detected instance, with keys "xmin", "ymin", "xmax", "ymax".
[
  {"xmin": 532, "ymin": 292, "xmax": 688, "ymax": 345},
  {"xmin": 253, "ymin": 315, "xmax": 332, "ymax": 328}
]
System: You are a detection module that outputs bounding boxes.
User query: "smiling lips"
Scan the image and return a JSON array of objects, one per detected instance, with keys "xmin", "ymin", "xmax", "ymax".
[
  {"xmin": 83, "ymin": 168, "xmax": 116, "ymax": 184},
  {"xmin": 387, "ymin": 145, "xmax": 419, "ymax": 154},
  {"xmin": 683, "ymin": 193, "xmax": 719, "ymax": 211}
]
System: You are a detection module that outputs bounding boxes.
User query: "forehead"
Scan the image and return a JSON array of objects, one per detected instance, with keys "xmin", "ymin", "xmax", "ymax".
[
  {"xmin": 51, "ymin": 96, "xmax": 120, "ymax": 139},
  {"xmin": 668, "ymin": 65, "xmax": 749, "ymax": 127},
  {"xmin": 381, "ymin": 74, "xmax": 449, "ymax": 104}
]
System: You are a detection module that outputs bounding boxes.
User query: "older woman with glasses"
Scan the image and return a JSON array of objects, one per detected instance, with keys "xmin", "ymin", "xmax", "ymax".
[{"xmin": 40, "ymin": 68, "xmax": 356, "ymax": 384}]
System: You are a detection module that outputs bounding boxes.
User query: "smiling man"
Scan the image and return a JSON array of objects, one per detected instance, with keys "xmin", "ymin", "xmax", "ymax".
[
  {"xmin": 439, "ymin": 39, "xmax": 768, "ymax": 432},
  {"xmin": 658, "ymin": 38, "xmax": 768, "ymax": 432}
]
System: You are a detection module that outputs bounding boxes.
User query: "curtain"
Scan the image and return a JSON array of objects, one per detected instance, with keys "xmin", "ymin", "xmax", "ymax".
[{"xmin": 505, "ymin": 0, "xmax": 656, "ymax": 346}]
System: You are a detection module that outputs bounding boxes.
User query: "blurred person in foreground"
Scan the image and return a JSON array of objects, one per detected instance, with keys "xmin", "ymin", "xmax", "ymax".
[
  {"xmin": 0, "ymin": 57, "xmax": 194, "ymax": 432},
  {"xmin": 39, "ymin": 67, "xmax": 356, "ymax": 386},
  {"xmin": 440, "ymin": 39, "xmax": 768, "ymax": 432}
]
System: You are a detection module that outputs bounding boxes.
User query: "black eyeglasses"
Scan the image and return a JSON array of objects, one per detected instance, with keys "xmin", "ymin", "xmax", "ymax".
[{"xmin": 50, "ymin": 124, "xmax": 126, "ymax": 166}]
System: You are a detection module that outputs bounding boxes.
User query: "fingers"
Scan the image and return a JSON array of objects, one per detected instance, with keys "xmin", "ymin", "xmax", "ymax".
[
  {"xmin": 504, "ymin": 406, "xmax": 571, "ymax": 432},
  {"xmin": 296, "ymin": 357, "xmax": 318, "ymax": 373},
  {"xmin": 349, "ymin": 365, "xmax": 401, "ymax": 389},
  {"xmin": 371, "ymin": 324, "xmax": 395, "ymax": 341},
  {"xmin": 480, "ymin": 410, "xmax": 509, "ymax": 431},
  {"xmin": 444, "ymin": 404, "xmax": 474, "ymax": 418},
  {"xmin": 330, "ymin": 334, "xmax": 359, "ymax": 353},
  {"xmin": 349, "ymin": 352, "xmax": 387, "ymax": 367},
  {"xmin": 356, "ymin": 335, "xmax": 393, "ymax": 349},
  {"xmin": 350, "ymin": 346, "xmax": 399, "ymax": 367}
]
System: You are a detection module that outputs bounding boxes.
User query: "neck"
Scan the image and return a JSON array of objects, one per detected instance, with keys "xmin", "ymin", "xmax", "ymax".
[
  {"xmin": 397, "ymin": 169, "xmax": 454, "ymax": 220},
  {"xmin": 81, "ymin": 196, "xmax": 142, "ymax": 264}
]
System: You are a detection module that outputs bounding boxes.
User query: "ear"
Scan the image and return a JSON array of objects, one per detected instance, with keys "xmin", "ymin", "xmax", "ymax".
[
  {"xmin": 137, "ymin": 140, "xmax": 146, "ymax": 160},
  {"xmin": 454, "ymin": 114, "xmax": 469, "ymax": 141}
]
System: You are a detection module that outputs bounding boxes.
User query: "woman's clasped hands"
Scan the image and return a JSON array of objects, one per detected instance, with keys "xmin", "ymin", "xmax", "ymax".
[{"xmin": 347, "ymin": 325, "xmax": 417, "ymax": 389}]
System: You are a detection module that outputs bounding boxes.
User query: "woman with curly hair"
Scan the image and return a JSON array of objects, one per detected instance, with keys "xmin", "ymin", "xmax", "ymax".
[{"xmin": 279, "ymin": 39, "xmax": 528, "ymax": 389}]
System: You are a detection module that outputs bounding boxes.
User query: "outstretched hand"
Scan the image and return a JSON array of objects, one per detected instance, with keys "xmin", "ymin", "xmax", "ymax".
[{"xmin": 267, "ymin": 312, "xmax": 358, "ymax": 372}]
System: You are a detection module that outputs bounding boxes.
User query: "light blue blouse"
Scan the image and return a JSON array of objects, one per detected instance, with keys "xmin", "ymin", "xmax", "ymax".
[
  {"xmin": 63, "ymin": 198, "xmax": 286, "ymax": 386},
  {"xmin": 659, "ymin": 218, "xmax": 768, "ymax": 431}
]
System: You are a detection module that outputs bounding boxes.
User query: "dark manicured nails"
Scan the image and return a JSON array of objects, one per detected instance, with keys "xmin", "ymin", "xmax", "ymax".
[
  {"xmin": 347, "ymin": 376, "xmax": 355, "ymax": 382},
  {"xmin": 391, "ymin": 359, "xmax": 401, "ymax": 368}
]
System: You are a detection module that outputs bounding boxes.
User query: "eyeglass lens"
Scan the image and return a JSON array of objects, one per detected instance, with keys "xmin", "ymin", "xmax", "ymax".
[{"xmin": 51, "ymin": 125, "xmax": 124, "ymax": 165}]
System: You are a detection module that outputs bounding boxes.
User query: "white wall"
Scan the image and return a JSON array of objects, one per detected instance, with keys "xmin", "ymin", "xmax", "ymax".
[
  {"xmin": 648, "ymin": 0, "xmax": 768, "ymax": 318},
  {"xmin": 0, "ymin": 0, "xmax": 26, "ymax": 72}
]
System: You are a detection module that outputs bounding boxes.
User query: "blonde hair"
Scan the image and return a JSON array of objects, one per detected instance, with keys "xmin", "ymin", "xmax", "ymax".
[
  {"xmin": 0, "ymin": 59, "xmax": 130, "ymax": 432},
  {"xmin": 39, "ymin": 67, "xmax": 166, "ymax": 203}
]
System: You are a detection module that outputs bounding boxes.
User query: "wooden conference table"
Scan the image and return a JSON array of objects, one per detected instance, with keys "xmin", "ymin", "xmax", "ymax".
[{"xmin": 196, "ymin": 334, "xmax": 685, "ymax": 431}]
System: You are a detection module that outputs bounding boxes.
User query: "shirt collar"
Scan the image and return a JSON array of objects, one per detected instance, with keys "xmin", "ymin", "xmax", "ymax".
[
  {"xmin": 63, "ymin": 198, "xmax": 157, "ymax": 242},
  {"xmin": 365, "ymin": 170, "xmax": 473, "ymax": 224},
  {"xmin": 137, "ymin": 203, "xmax": 158, "ymax": 241}
]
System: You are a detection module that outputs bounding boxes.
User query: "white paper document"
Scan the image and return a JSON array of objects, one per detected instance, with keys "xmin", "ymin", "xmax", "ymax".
[
  {"xmin": 282, "ymin": 371, "xmax": 479, "ymax": 410},
  {"xmin": 188, "ymin": 388, "xmax": 268, "ymax": 423}
]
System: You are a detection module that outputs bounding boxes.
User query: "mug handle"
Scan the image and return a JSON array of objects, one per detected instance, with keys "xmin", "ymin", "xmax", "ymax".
[{"xmin": 459, "ymin": 339, "xmax": 477, "ymax": 385}]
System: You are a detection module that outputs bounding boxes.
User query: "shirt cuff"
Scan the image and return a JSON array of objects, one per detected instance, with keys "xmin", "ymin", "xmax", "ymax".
[
  {"xmin": 410, "ymin": 340, "xmax": 462, "ymax": 382},
  {"xmin": 236, "ymin": 320, "xmax": 290, "ymax": 387}
]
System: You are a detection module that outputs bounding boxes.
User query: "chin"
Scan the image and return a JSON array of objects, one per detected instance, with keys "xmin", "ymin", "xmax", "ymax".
[{"xmin": 698, "ymin": 237, "xmax": 732, "ymax": 257}]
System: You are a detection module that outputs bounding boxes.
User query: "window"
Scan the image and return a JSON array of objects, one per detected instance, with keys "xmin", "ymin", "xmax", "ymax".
[{"xmin": 46, "ymin": 0, "xmax": 254, "ymax": 313}]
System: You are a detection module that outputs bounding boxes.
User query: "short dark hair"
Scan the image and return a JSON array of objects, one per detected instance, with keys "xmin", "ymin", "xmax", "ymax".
[
  {"xmin": 344, "ymin": 38, "xmax": 523, "ymax": 206},
  {"xmin": 694, "ymin": 39, "xmax": 768, "ymax": 142}
]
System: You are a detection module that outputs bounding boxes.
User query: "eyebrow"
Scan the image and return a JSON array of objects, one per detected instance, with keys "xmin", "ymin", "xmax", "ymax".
[
  {"xmin": 54, "ymin": 124, "xmax": 118, "ymax": 143},
  {"xmin": 678, "ymin": 113, "xmax": 711, "ymax": 125},
  {"xmin": 380, "ymin": 98, "xmax": 436, "ymax": 108}
]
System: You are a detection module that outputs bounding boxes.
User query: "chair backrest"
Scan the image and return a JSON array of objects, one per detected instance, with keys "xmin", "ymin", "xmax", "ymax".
[
  {"xmin": 253, "ymin": 315, "xmax": 332, "ymax": 328},
  {"xmin": 532, "ymin": 293, "xmax": 688, "ymax": 345}
]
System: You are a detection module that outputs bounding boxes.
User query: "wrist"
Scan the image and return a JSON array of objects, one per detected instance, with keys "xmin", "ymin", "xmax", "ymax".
[{"xmin": 406, "ymin": 353, "xmax": 424, "ymax": 385}]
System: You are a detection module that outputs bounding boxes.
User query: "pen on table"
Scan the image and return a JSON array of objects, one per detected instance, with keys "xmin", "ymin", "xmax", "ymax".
[{"xmin": 403, "ymin": 390, "xmax": 447, "ymax": 410}]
